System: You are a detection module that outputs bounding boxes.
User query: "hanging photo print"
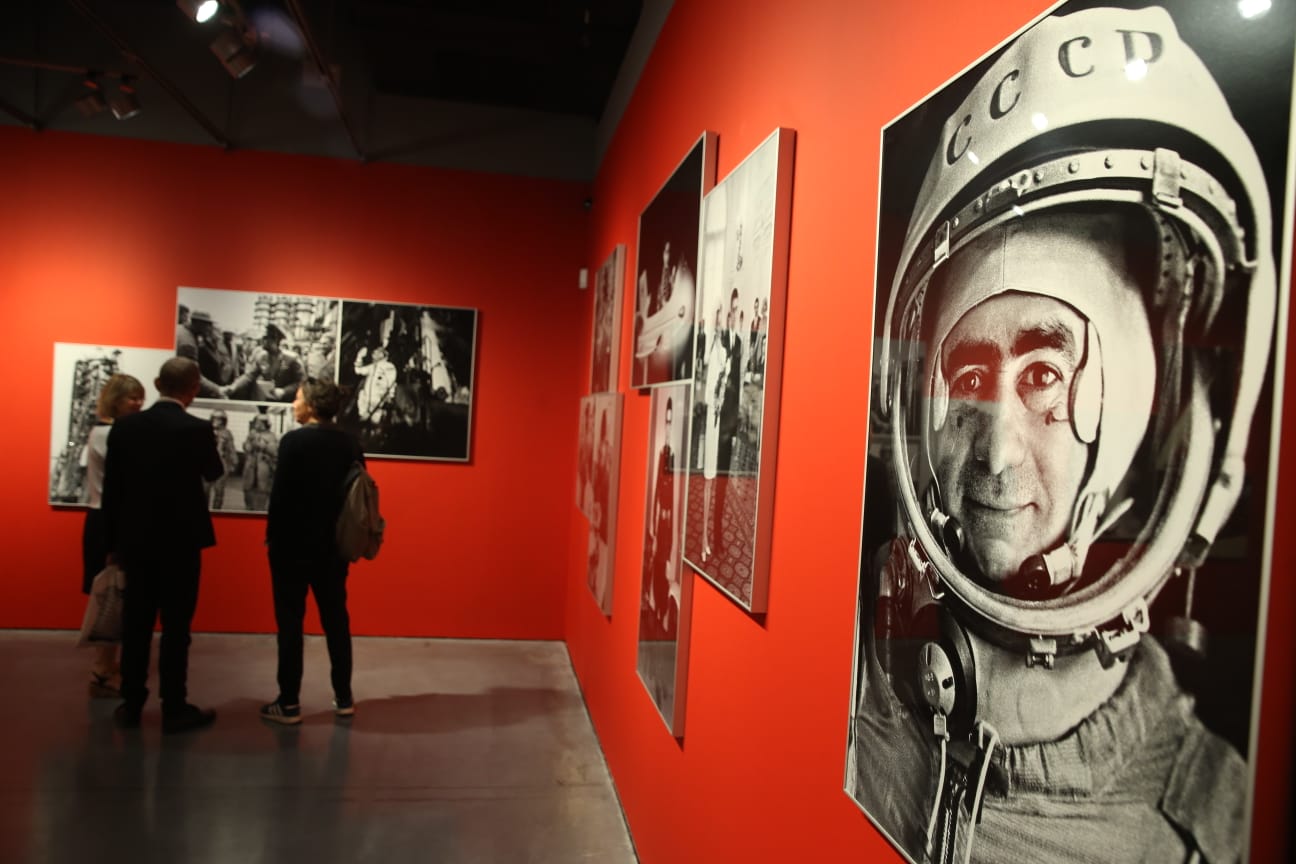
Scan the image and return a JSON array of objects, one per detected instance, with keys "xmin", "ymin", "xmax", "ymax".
[{"xmin": 844, "ymin": 4, "xmax": 1293, "ymax": 863}]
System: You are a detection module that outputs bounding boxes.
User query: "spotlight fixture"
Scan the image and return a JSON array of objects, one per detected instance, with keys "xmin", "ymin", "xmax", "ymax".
[
  {"xmin": 210, "ymin": 26, "xmax": 257, "ymax": 78},
  {"xmin": 107, "ymin": 77, "xmax": 142, "ymax": 120},
  {"xmin": 177, "ymin": 0, "xmax": 221, "ymax": 23},
  {"xmin": 75, "ymin": 78, "xmax": 106, "ymax": 117}
]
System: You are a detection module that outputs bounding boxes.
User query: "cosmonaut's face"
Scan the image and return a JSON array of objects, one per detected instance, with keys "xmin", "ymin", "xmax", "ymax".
[{"xmin": 931, "ymin": 292, "xmax": 1090, "ymax": 583}]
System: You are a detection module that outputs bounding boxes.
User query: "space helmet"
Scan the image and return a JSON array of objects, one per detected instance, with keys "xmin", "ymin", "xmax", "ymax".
[{"xmin": 876, "ymin": 5, "xmax": 1276, "ymax": 661}]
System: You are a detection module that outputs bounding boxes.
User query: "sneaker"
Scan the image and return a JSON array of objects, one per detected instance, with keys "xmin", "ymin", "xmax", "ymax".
[
  {"xmin": 113, "ymin": 702, "xmax": 142, "ymax": 729},
  {"xmin": 161, "ymin": 703, "xmax": 217, "ymax": 735},
  {"xmin": 260, "ymin": 699, "xmax": 302, "ymax": 725},
  {"xmin": 89, "ymin": 672, "xmax": 121, "ymax": 699},
  {"xmin": 333, "ymin": 697, "xmax": 356, "ymax": 717}
]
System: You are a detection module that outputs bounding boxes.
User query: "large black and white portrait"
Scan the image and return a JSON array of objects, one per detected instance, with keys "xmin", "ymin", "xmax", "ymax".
[
  {"xmin": 336, "ymin": 300, "xmax": 477, "ymax": 461},
  {"xmin": 637, "ymin": 383, "xmax": 693, "ymax": 735},
  {"xmin": 176, "ymin": 286, "xmax": 340, "ymax": 403},
  {"xmin": 47, "ymin": 343, "xmax": 172, "ymax": 506},
  {"xmin": 584, "ymin": 392, "xmax": 623, "ymax": 615},
  {"xmin": 681, "ymin": 129, "xmax": 795, "ymax": 614},
  {"xmin": 590, "ymin": 244, "xmax": 625, "ymax": 394},
  {"xmin": 845, "ymin": 4, "xmax": 1292, "ymax": 863},
  {"xmin": 188, "ymin": 402, "xmax": 292, "ymax": 514},
  {"xmin": 631, "ymin": 131, "xmax": 716, "ymax": 389}
]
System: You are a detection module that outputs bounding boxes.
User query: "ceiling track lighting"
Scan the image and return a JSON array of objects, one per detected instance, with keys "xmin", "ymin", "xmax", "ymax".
[
  {"xmin": 75, "ymin": 77, "xmax": 106, "ymax": 117},
  {"xmin": 177, "ymin": 0, "xmax": 222, "ymax": 24},
  {"xmin": 107, "ymin": 76, "xmax": 142, "ymax": 120},
  {"xmin": 210, "ymin": 25, "xmax": 257, "ymax": 79}
]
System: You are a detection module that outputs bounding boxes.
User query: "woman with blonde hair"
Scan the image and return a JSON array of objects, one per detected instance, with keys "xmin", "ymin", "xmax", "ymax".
[{"xmin": 82, "ymin": 373, "xmax": 145, "ymax": 697}]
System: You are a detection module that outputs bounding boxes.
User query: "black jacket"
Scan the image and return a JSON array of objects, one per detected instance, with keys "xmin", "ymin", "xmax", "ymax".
[
  {"xmin": 102, "ymin": 399, "xmax": 224, "ymax": 561},
  {"xmin": 266, "ymin": 422, "xmax": 363, "ymax": 558}
]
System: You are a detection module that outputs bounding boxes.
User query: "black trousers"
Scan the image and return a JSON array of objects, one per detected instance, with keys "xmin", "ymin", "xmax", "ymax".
[
  {"xmin": 119, "ymin": 549, "xmax": 202, "ymax": 709},
  {"xmin": 269, "ymin": 551, "xmax": 352, "ymax": 705},
  {"xmin": 81, "ymin": 508, "xmax": 108, "ymax": 595}
]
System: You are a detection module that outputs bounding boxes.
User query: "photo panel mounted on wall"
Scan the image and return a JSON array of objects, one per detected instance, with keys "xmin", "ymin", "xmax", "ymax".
[
  {"xmin": 48, "ymin": 343, "xmax": 174, "ymax": 506},
  {"xmin": 583, "ymin": 391, "xmax": 623, "ymax": 616},
  {"xmin": 187, "ymin": 402, "xmax": 291, "ymax": 514},
  {"xmin": 176, "ymin": 286, "xmax": 340, "ymax": 403},
  {"xmin": 681, "ymin": 128, "xmax": 795, "ymax": 615},
  {"xmin": 631, "ymin": 131, "xmax": 717, "ymax": 389},
  {"xmin": 576, "ymin": 396, "xmax": 596, "ymax": 518},
  {"xmin": 637, "ymin": 382, "xmax": 693, "ymax": 736},
  {"xmin": 590, "ymin": 244, "xmax": 626, "ymax": 394},
  {"xmin": 844, "ymin": 3, "xmax": 1293, "ymax": 863},
  {"xmin": 336, "ymin": 301, "xmax": 478, "ymax": 461}
]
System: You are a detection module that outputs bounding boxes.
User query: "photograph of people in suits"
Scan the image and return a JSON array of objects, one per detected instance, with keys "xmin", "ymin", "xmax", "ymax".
[{"xmin": 176, "ymin": 286, "xmax": 338, "ymax": 405}]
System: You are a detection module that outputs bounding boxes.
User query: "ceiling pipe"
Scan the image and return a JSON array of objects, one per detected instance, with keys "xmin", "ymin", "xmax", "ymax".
[
  {"xmin": 283, "ymin": 0, "xmax": 367, "ymax": 162},
  {"xmin": 65, "ymin": 0, "xmax": 231, "ymax": 148}
]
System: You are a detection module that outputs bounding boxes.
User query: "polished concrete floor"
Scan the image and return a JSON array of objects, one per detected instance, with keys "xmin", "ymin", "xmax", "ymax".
[{"xmin": 0, "ymin": 630, "xmax": 637, "ymax": 864}]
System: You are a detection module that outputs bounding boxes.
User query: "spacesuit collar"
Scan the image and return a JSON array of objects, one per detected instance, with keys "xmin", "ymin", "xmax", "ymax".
[{"xmin": 982, "ymin": 638, "xmax": 1185, "ymax": 798}]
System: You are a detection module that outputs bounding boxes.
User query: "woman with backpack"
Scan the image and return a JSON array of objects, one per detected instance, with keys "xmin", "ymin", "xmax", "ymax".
[{"xmin": 260, "ymin": 377, "xmax": 364, "ymax": 724}]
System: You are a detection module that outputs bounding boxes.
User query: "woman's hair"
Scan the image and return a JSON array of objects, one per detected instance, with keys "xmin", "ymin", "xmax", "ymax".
[
  {"xmin": 299, "ymin": 377, "xmax": 346, "ymax": 421},
  {"xmin": 96, "ymin": 374, "xmax": 145, "ymax": 420}
]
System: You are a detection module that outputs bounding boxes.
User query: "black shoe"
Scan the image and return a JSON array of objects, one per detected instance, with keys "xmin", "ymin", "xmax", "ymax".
[
  {"xmin": 162, "ymin": 704, "xmax": 216, "ymax": 734},
  {"xmin": 260, "ymin": 699, "xmax": 302, "ymax": 726},
  {"xmin": 113, "ymin": 702, "xmax": 142, "ymax": 729}
]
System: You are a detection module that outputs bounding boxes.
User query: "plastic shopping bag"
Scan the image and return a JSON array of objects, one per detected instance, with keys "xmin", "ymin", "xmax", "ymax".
[{"xmin": 76, "ymin": 564, "xmax": 126, "ymax": 647}]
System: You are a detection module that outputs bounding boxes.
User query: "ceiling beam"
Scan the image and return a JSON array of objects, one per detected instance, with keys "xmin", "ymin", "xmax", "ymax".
[
  {"xmin": 0, "ymin": 94, "xmax": 38, "ymax": 129},
  {"xmin": 284, "ymin": 0, "xmax": 366, "ymax": 162}
]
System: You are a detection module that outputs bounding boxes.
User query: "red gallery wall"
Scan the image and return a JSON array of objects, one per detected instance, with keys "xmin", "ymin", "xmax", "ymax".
[
  {"xmin": 567, "ymin": 1, "xmax": 1295, "ymax": 862},
  {"xmin": 0, "ymin": 128, "xmax": 589, "ymax": 640}
]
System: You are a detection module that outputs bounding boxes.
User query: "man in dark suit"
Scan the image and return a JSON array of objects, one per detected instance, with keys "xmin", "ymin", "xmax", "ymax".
[{"xmin": 102, "ymin": 357, "xmax": 224, "ymax": 733}]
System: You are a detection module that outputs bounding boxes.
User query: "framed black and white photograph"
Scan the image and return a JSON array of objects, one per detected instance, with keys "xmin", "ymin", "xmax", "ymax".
[
  {"xmin": 590, "ymin": 244, "xmax": 626, "ymax": 394},
  {"xmin": 188, "ymin": 402, "xmax": 292, "ymax": 514},
  {"xmin": 637, "ymin": 383, "xmax": 693, "ymax": 736},
  {"xmin": 844, "ymin": 4, "xmax": 1293, "ymax": 863},
  {"xmin": 47, "ymin": 343, "xmax": 173, "ymax": 506},
  {"xmin": 176, "ymin": 286, "xmax": 340, "ymax": 403},
  {"xmin": 631, "ymin": 131, "xmax": 717, "ymax": 389},
  {"xmin": 336, "ymin": 300, "xmax": 477, "ymax": 461},
  {"xmin": 584, "ymin": 391, "xmax": 623, "ymax": 615},
  {"xmin": 681, "ymin": 128, "xmax": 795, "ymax": 614},
  {"xmin": 576, "ymin": 396, "xmax": 596, "ymax": 518}
]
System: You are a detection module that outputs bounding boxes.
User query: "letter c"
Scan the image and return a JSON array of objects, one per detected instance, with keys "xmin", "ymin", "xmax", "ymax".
[
  {"xmin": 946, "ymin": 114, "xmax": 972, "ymax": 165},
  {"xmin": 990, "ymin": 69, "xmax": 1021, "ymax": 120},
  {"xmin": 1058, "ymin": 36, "xmax": 1094, "ymax": 77}
]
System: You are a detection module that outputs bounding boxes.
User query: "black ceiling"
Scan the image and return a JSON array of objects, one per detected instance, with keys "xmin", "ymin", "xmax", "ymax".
[{"xmin": 0, "ymin": 0, "xmax": 646, "ymax": 180}]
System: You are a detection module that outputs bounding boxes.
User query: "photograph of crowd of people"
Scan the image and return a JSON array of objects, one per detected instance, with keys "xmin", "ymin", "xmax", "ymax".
[
  {"xmin": 335, "ymin": 301, "xmax": 476, "ymax": 461},
  {"xmin": 637, "ymin": 383, "xmax": 692, "ymax": 735},
  {"xmin": 176, "ymin": 286, "xmax": 339, "ymax": 403},
  {"xmin": 682, "ymin": 129, "xmax": 792, "ymax": 613},
  {"xmin": 631, "ymin": 131, "xmax": 715, "ymax": 389},
  {"xmin": 579, "ymin": 392, "xmax": 622, "ymax": 615},
  {"xmin": 845, "ymin": 3, "xmax": 1290, "ymax": 862},
  {"xmin": 47, "ymin": 343, "xmax": 172, "ymax": 506},
  {"xmin": 590, "ymin": 244, "xmax": 625, "ymax": 394},
  {"xmin": 186, "ymin": 403, "xmax": 291, "ymax": 514}
]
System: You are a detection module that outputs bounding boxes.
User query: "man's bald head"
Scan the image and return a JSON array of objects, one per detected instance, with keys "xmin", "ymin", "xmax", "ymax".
[{"xmin": 157, "ymin": 356, "xmax": 201, "ymax": 404}]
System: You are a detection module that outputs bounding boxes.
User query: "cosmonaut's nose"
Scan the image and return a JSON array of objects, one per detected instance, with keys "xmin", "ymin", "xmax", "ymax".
[{"xmin": 973, "ymin": 378, "xmax": 1028, "ymax": 475}]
